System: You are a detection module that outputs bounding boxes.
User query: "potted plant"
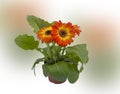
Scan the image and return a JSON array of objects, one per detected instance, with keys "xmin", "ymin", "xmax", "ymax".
[{"xmin": 15, "ymin": 15, "xmax": 88, "ymax": 84}]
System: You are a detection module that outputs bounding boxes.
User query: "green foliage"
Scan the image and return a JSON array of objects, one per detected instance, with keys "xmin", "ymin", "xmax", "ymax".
[
  {"xmin": 42, "ymin": 64, "xmax": 49, "ymax": 77},
  {"xmin": 42, "ymin": 44, "xmax": 62, "ymax": 64},
  {"xmin": 15, "ymin": 34, "xmax": 39, "ymax": 50},
  {"xmin": 42, "ymin": 47, "xmax": 54, "ymax": 64},
  {"xmin": 67, "ymin": 64, "xmax": 79, "ymax": 83},
  {"xmin": 66, "ymin": 44, "xmax": 88, "ymax": 64},
  {"xmin": 32, "ymin": 58, "xmax": 45, "ymax": 76},
  {"xmin": 51, "ymin": 45, "xmax": 61, "ymax": 62},
  {"xmin": 27, "ymin": 15, "xmax": 51, "ymax": 33},
  {"xmin": 42, "ymin": 61, "xmax": 79, "ymax": 83},
  {"xmin": 65, "ymin": 52, "xmax": 80, "ymax": 64}
]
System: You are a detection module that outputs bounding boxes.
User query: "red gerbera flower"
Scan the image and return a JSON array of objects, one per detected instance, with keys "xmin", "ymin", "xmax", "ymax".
[
  {"xmin": 52, "ymin": 20, "xmax": 78, "ymax": 46},
  {"xmin": 37, "ymin": 26, "xmax": 53, "ymax": 43}
]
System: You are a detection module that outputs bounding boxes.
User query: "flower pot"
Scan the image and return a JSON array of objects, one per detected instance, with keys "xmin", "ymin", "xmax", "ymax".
[{"xmin": 48, "ymin": 75, "xmax": 66, "ymax": 84}]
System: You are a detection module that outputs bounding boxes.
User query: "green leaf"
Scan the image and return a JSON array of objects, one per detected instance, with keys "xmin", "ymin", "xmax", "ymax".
[
  {"xmin": 32, "ymin": 58, "xmax": 45, "ymax": 76},
  {"xmin": 66, "ymin": 44, "xmax": 88, "ymax": 64},
  {"xmin": 65, "ymin": 52, "xmax": 80, "ymax": 64},
  {"xmin": 42, "ymin": 64, "xmax": 49, "ymax": 77},
  {"xmin": 36, "ymin": 47, "xmax": 41, "ymax": 52},
  {"xmin": 15, "ymin": 34, "xmax": 39, "ymax": 50},
  {"xmin": 68, "ymin": 64, "xmax": 79, "ymax": 83},
  {"xmin": 27, "ymin": 15, "xmax": 51, "ymax": 33},
  {"xmin": 32, "ymin": 58, "xmax": 44, "ymax": 70},
  {"xmin": 44, "ymin": 61, "xmax": 69, "ymax": 82},
  {"xmin": 51, "ymin": 45, "xmax": 61, "ymax": 61},
  {"xmin": 42, "ymin": 47, "xmax": 53, "ymax": 64}
]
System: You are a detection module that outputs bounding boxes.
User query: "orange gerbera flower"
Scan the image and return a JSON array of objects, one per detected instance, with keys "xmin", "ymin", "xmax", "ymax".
[
  {"xmin": 52, "ymin": 21, "xmax": 77, "ymax": 46},
  {"xmin": 73, "ymin": 25, "xmax": 81, "ymax": 35},
  {"xmin": 37, "ymin": 26, "xmax": 53, "ymax": 43}
]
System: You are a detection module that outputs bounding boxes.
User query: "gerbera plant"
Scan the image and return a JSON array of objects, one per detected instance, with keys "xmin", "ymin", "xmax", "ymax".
[{"xmin": 15, "ymin": 15, "xmax": 89, "ymax": 84}]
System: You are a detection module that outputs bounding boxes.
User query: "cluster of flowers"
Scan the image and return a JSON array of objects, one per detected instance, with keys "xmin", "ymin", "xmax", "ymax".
[{"xmin": 37, "ymin": 20, "xmax": 81, "ymax": 46}]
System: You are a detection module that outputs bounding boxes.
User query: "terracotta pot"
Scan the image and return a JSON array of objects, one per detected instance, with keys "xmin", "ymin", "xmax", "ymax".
[{"xmin": 48, "ymin": 75, "xmax": 66, "ymax": 84}]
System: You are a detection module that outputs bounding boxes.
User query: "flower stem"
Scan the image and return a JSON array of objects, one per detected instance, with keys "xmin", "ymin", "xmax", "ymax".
[
  {"xmin": 46, "ymin": 43, "xmax": 53, "ymax": 59},
  {"xmin": 61, "ymin": 47, "xmax": 66, "ymax": 56},
  {"xmin": 52, "ymin": 42, "xmax": 55, "ymax": 46},
  {"xmin": 36, "ymin": 47, "xmax": 42, "ymax": 52}
]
